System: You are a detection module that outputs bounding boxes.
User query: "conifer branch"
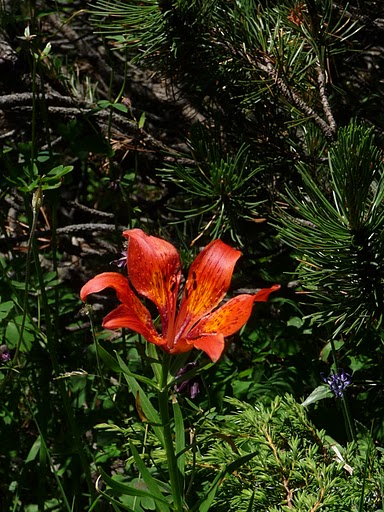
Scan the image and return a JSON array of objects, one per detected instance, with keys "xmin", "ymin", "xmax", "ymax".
[
  {"xmin": 255, "ymin": 56, "xmax": 336, "ymax": 140},
  {"xmin": 316, "ymin": 64, "xmax": 337, "ymax": 134}
]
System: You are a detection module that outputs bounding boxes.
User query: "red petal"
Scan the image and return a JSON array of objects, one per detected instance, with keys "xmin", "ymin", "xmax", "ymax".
[
  {"xmin": 123, "ymin": 229, "xmax": 181, "ymax": 339},
  {"xmin": 80, "ymin": 272, "xmax": 161, "ymax": 343},
  {"xmin": 191, "ymin": 334, "xmax": 225, "ymax": 362},
  {"xmin": 188, "ymin": 284, "xmax": 280, "ymax": 346},
  {"xmin": 253, "ymin": 284, "xmax": 281, "ymax": 302},
  {"xmin": 189, "ymin": 294, "xmax": 256, "ymax": 338},
  {"xmin": 174, "ymin": 240, "xmax": 241, "ymax": 339},
  {"xmin": 80, "ymin": 272, "xmax": 134, "ymax": 304},
  {"xmin": 169, "ymin": 333, "xmax": 224, "ymax": 361},
  {"xmin": 103, "ymin": 305, "xmax": 164, "ymax": 346}
]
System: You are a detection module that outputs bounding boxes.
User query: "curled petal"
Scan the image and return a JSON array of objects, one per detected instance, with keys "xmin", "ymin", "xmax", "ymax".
[
  {"xmin": 80, "ymin": 272, "xmax": 134, "ymax": 304},
  {"xmin": 80, "ymin": 271, "xmax": 161, "ymax": 345},
  {"xmin": 124, "ymin": 229, "xmax": 181, "ymax": 338},
  {"xmin": 190, "ymin": 334, "xmax": 225, "ymax": 362},
  {"xmin": 187, "ymin": 284, "xmax": 280, "ymax": 358},
  {"xmin": 103, "ymin": 305, "xmax": 164, "ymax": 346},
  {"xmin": 254, "ymin": 284, "xmax": 281, "ymax": 302},
  {"xmin": 175, "ymin": 240, "xmax": 241, "ymax": 339}
]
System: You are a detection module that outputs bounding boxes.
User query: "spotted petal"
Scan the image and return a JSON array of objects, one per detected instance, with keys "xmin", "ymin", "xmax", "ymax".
[
  {"xmin": 124, "ymin": 229, "xmax": 181, "ymax": 339},
  {"xmin": 174, "ymin": 240, "xmax": 241, "ymax": 340},
  {"xmin": 189, "ymin": 284, "xmax": 280, "ymax": 338},
  {"xmin": 186, "ymin": 284, "xmax": 280, "ymax": 361},
  {"xmin": 188, "ymin": 294, "xmax": 256, "ymax": 338}
]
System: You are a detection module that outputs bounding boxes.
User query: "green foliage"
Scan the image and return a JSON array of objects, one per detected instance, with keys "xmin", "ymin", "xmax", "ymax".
[
  {"xmin": 276, "ymin": 121, "xmax": 384, "ymax": 343},
  {"xmin": 2, "ymin": 0, "xmax": 384, "ymax": 509},
  {"xmin": 89, "ymin": 0, "xmax": 359, "ymax": 143},
  {"xmin": 90, "ymin": 0, "xmax": 167, "ymax": 59},
  {"xmin": 161, "ymin": 135, "xmax": 264, "ymax": 244},
  {"xmin": 194, "ymin": 395, "xmax": 384, "ymax": 511}
]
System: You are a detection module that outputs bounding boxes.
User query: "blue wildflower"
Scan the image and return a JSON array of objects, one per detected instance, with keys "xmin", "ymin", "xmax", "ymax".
[{"xmin": 321, "ymin": 369, "xmax": 352, "ymax": 398}]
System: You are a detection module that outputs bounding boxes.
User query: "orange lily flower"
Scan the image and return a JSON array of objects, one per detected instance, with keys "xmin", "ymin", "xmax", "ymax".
[{"xmin": 80, "ymin": 229, "xmax": 280, "ymax": 361}]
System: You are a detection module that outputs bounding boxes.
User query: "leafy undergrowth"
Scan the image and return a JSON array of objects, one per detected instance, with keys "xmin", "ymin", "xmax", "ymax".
[{"xmin": 1, "ymin": 0, "xmax": 384, "ymax": 510}]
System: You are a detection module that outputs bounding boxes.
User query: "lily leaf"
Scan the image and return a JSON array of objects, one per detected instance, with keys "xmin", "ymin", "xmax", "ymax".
[
  {"xmin": 96, "ymin": 342, "xmax": 121, "ymax": 372},
  {"xmin": 96, "ymin": 470, "xmax": 147, "ymax": 511},
  {"xmin": 115, "ymin": 351, "xmax": 159, "ymax": 390},
  {"xmin": 173, "ymin": 398, "xmax": 185, "ymax": 479},
  {"xmin": 115, "ymin": 353, "xmax": 164, "ymax": 447},
  {"xmin": 129, "ymin": 442, "xmax": 171, "ymax": 512},
  {"xmin": 146, "ymin": 342, "xmax": 162, "ymax": 385}
]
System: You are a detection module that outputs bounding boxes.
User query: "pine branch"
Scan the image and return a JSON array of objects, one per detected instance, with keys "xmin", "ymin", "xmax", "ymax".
[
  {"xmin": 255, "ymin": 56, "xmax": 336, "ymax": 139},
  {"xmin": 316, "ymin": 64, "xmax": 337, "ymax": 134}
]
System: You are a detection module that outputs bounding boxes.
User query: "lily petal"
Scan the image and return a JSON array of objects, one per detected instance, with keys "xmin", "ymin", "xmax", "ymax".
[
  {"xmin": 189, "ymin": 284, "xmax": 280, "ymax": 337},
  {"xmin": 123, "ymin": 229, "xmax": 181, "ymax": 339},
  {"xmin": 174, "ymin": 240, "xmax": 241, "ymax": 339},
  {"xmin": 188, "ymin": 294, "xmax": 257, "ymax": 338},
  {"xmin": 253, "ymin": 284, "xmax": 281, "ymax": 302},
  {"xmin": 190, "ymin": 334, "xmax": 225, "ymax": 362},
  {"xmin": 80, "ymin": 272, "xmax": 135, "ymax": 304},
  {"xmin": 80, "ymin": 272, "xmax": 161, "ymax": 343},
  {"xmin": 103, "ymin": 305, "xmax": 164, "ymax": 346}
]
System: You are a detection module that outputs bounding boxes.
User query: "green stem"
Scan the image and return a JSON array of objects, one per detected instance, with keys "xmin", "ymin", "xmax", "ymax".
[
  {"xmin": 30, "ymin": 47, "xmax": 37, "ymax": 170},
  {"xmin": 158, "ymin": 353, "xmax": 183, "ymax": 512},
  {"xmin": 341, "ymin": 393, "xmax": 356, "ymax": 443},
  {"xmin": 330, "ymin": 339, "xmax": 355, "ymax": 442},
  {"xmin": 29, "ymin": 209, "xmax": 98, "ymax": 508},
  {"xmin": 13, "ymin": 192, "xmax": 41, "ymax": 363}
]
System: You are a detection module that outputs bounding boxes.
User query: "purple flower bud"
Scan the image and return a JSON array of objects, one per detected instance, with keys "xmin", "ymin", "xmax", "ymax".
[
  {"xmin": 174, "ymin": 362, "xmax": 202, "ymax": 399},
  {"xmin": 321, "ymin": 369, "xmax": 352, "ymax": 398},
  {"xmin": 0, "ymin": 344, "xmax": 11, "ymax": 363},
  {"xmin": 111, "ymin": 251, "xmax": 127, "ymax": 268}
]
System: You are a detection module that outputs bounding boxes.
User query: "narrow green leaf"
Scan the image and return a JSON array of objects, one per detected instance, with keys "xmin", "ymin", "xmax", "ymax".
[
  {"xmin": 41, "ymin": 181, "xmax": 63, "ymax": 190},
  {"xmin": 197, "ymin": 451, "xmax": 259, "ymax": 512},
  {"xmin": 129, "ymin": 442, "xmax": 170, "ymax": 512},
  {"xmin": 88, "ymin": 495, "xmax": 103, "ymax": 512},
  {"xmin": 138, "ymin": 112, "xmax": 146, "ymax": 129},
  {"xmin": 146, "ymin": 342, "xmax": 162, "ymax": 385},
  {"xmin": 25, "ymin": 435, "xmax": 41, "ymax": 463},
  {"xmin": 99, "ymin": 467, "xmax": 169, "ymax": 506},
  {"xmin": 97, "ymin": 342, "xmax": 121, "ymax": 372},
  {"xmin": 115, "ymin": 351, "xmax": 160, "ymax": 389},
  {"xmin": 246, "ymin": 490, "xmax": 255, "ymax": 512},
  {"xmin": 173, "ymin": 399, "xmax": 185, "ymax": 479},
  {"xmin": 115, "ymin": 353, "xmax": 164, "ymax": 446},
  {"xmin": 95, "ymin": 481, "xmax": 143, "ymax": 511}
]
